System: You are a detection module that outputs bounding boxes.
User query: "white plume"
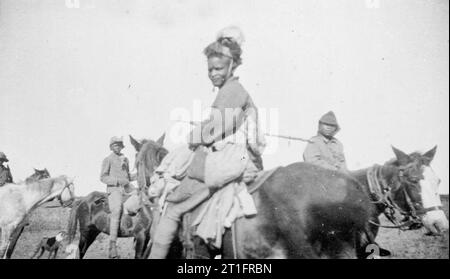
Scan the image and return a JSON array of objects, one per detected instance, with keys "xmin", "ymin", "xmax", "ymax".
[{"xmin": 216, "ymin": 26, "xmax": 245, "ymax": 46}]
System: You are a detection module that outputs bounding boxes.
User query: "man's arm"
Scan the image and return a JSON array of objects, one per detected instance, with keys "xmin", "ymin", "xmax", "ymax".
[
  {"xmin": 124, "ymin": 158, "xmax": 137, "ymax": 181},
  {"xmin": 303, "ymin": 143, "xmax": 338, "ymax": 170},
  {"xmin": 5, "ymin": 165, "xmax": 13, "ymax": 183},
  {"xmin": 0, "ymin": 169, "xmax": 9, "ymax": 186},
  {"xmin": 100, "ymin": 158, "xmax": 118, "ymax": 186},
  {"xmin": 337, "ymin": 143, "xmax": 348, "ymax": 172},
  {"xmin": 188, "ymin": 83, "xmax": 248, "ymax": 147}
]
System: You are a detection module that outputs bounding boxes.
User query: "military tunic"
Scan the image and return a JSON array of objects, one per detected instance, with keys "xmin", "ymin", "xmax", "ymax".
[
  {"xmin": 303, "ymin": 134, "xmax": 348, "ymax": 172},
  {"xmin": 100, "ymin": 153, "xmax": 134, "ymax": 188}
]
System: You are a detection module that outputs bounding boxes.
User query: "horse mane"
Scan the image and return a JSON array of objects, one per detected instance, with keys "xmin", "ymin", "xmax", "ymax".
[
  {"xmin": 136, "ymin": 140, "xmax": 157, "ymax": 163},
  {"xmin": 24, "ymin": 175, "xmax": 69, "ymax": 192},
  {"xmin": 136, "ymin": 140, "xmax": 168, "ymax": 166},
  {"xmin": 350, "ymin": 151, "xmax": 423, "ymax": 180},
  {"xmin": 135, "ymin": 140, "xmax": 168, "ymax": 189}
]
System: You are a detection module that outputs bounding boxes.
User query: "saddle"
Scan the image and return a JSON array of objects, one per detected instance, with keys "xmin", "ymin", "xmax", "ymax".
[
  {"xmin": 179, "ymin": 167, "xmax": 280, "ymax": 258},
  {"xmin": 90, "ymin": 190, "xmax": 142, "ymax": 216}
]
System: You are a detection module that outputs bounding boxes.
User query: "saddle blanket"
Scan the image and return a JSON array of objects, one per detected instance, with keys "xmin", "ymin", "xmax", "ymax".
[
  {"xmin": 190, "ymin": 168, "xmax": 279, "ymax": 249},
  {"xmin": 93, "ymin": 190, "xmax": 141, "ymax": 216}
]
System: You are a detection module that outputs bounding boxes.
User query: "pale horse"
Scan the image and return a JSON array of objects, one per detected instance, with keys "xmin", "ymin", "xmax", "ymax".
[{"xmin": 0, "ymin": 175, "xmax": 75, "ymax": 258}]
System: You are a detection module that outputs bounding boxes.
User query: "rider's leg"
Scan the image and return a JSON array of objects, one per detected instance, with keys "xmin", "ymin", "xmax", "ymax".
[
  {"xmin": 107, "ymin": 187, "xmax": 123, "ymax": 259},
  {"xmin": 149, "ymin": 187, "xmax": 211, "ymax": 259}
]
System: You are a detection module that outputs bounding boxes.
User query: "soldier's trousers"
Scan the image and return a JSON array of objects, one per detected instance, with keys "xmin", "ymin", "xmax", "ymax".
[
  {"xmin": 148, "ymin": 186, "xmax": 211, "ymax": 259},
  {"xmin": 107, "ymin": 186, "xmax": 124, "ymax": 242}
]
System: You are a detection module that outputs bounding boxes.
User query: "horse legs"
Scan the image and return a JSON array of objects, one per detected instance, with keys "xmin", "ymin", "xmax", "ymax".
[
  {"xmin": 79, "ymin": 229, "xmax": 100, "ymax": 259},
  {"xmin": 334, "ymin": 242, "xmax": 357, "ymax": 259},
  {"xmin": 368, "ymin": 216, "xmax": 391, "ymax": 257},
  {"xmin": 142, "ymin": 230, "xmax": 152, "ymax": 259},
  {"xmin": 355, "ymin": 216, "xmax": 391, "ymax": 259},
  {"xmin": 134, "ymin": 231, "xmax": 147, "ymax": 259},
  {"xmin": 5, "ymin": 221, "xmax": 27, "ymax": 259},
  {"xmin": 0, "ymin": 224, "xmax": 16, "ymax": 259}
]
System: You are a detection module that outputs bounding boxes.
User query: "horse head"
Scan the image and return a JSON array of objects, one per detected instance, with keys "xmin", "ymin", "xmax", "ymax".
[
  {"xmin": 129, "ymin": 135, "xmax": 147, "ymax": 152},
  {"xmin": 26, "ymin": 168, "xmax": 51, "ymax": 183},
  {"xmin": 131, "ymin": 134, "xmax": 168, "ymax": 192},
  {"xmin": 389, "ymin": 146, "xmax": 448, "ymax": 235},
  {"xmin": 33, "ymin": 168, "xmax": 51, "ymax": 180}
]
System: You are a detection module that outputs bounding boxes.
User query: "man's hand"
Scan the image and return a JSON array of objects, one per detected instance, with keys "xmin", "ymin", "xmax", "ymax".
[
  {"xmin": 117, "ymin": 178, "xmax": 130, "ymax": 187},
  {"xmin": 188, "ymin": 142, "xmax": 202, "ymax": 151}
]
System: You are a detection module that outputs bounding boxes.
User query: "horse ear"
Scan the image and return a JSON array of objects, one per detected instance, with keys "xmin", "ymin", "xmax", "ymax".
[
  {"xmin": 156, "ymin": 133, "xmax": 165, "ymax": 146},
  {"xmin": 422, "ymin": 145, "xmax": 437, "ymax": 165},
  {"xmin": 129, "ymin": 135, "xmax": 142, "ymax": 152},
  {"xmin": 391, "ymin": 146, "xmax": 411, "ymax": 165}
]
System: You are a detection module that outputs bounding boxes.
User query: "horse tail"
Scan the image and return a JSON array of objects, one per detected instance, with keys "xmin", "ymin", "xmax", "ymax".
[{"xmin": 67, "ymin": 198, "xmax": 83, "ymax": 243}]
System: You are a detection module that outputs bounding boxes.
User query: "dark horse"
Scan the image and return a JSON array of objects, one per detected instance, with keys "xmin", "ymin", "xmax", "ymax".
[
  {"xmin": 5, "ymin": 168, "xmax": 51, "ymax": 259},
  {"xmin": 136, "ymin": 137, "xmax": 448, "ymax": 259},
  {"xmin": 350, "ymin": 146, "xmax": 448, "ymax": 258},
  {"xmin": 65, "ymin": 137, "xmax": 165, "ymax": 259}
]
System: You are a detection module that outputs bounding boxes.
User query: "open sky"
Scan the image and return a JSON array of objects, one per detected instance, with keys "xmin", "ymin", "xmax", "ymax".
[{"xmin": 0, "ymin": 0, "xmax": 448, "ymax": 195}]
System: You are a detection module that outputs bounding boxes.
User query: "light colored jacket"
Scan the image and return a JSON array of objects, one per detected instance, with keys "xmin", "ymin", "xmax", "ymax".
[
  {"xmin": 100, "ymin": 153, "xmax": 136, "ymax": 187},
  {"xmin": 303, "ymin": 134, "xmax": 348, "ymax": 172},
  {"xmin": 189, "ymin": 77, "xmax": 266, "ymax": 169}
]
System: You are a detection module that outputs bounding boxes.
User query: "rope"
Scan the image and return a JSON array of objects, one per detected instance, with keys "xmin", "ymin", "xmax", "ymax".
[
  {"xmin": 368, "ymin": 219, "xmax": 418, "ymax": 230},
  {"xmin": 366, "ymin": 165, "xmax": 422, "ymax": 230},
  {"xmin": 175, "ymin": 120, "xmax": 313, "ymax": 144},
  {"xmin": 263, "ymin": 133, "xmax": 313, "ymax": 143}
]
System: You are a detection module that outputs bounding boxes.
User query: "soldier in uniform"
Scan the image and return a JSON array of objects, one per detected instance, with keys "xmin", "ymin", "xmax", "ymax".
[
  {"xmin": 303, "ymin": 111, "xmax": 348, "ymax": 172},
  {"xmin": 100, "ymin": 136, "xmax": 136, "ymax": 258},
  {"xmin": 0, "ymin": 152, "xmax": 13, "ymax": 187}
]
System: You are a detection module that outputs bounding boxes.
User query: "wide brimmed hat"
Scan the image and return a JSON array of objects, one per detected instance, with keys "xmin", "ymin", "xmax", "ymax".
[
  {"xmin": 0, "ymin": 152, "xmax": 9, "ymax": 162},
  {"xmin": 109, "ymin": 136, "xmax": 124, "ymax": 147}
]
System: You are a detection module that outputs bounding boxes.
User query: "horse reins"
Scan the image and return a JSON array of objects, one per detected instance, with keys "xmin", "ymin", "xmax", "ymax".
[
  {"xmin": 367, "ymin": 165, "xmax": 423, "ymax": 230},
  {"xmin": 397, "ymin": 174, "xmax": 443, "ymax": 216},
  {"xmin": 57, "ymin": 180, "xmax": 75, "ymax": 208}
]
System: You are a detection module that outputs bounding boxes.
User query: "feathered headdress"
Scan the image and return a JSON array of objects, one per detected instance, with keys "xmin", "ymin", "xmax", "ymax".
[
  {"xmin": 216, "ymin": 25, "xmax": 245, "ymax": 47},
  {"xmin": 204, "ymin": 26, "xmax": 245, "ymax": 66}
]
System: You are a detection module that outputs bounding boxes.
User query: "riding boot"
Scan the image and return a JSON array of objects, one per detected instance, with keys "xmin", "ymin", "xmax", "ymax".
[
  {"xmin": 108, "ymin": 214, "xmax": 121, "ymax": 259},
  {"xmin": 107, "ymin": 187, "xmax": 123, "ymax": 259},
  {"xmin": 149, "ymin": 187, "xmax": 212, "ymax": 259},
  {"xmin": 109, "ymin": 240, "xmax": 119, "ymax": 259},
  {"xmin": 148, "ymin": 216, "xmax": 180, "ymax": 259}
]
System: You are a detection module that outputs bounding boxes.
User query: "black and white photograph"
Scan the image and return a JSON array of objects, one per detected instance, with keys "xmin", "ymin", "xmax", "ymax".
[{"xmin": 0, "ymin": 0, "xmax": 448, "ymax": 262}]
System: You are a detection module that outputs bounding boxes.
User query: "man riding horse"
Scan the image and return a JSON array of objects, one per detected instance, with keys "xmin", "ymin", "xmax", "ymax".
[
  {"xmin": 100, "ymin": 136, "xmax": 137, "ymax": 258},
  {"xmin": 149, "ymin": 26, "xmax": 266, "ymax": 259},
  {"xmin": 303, "ymin": 111, "xmax": 348, "ymax": 172}
]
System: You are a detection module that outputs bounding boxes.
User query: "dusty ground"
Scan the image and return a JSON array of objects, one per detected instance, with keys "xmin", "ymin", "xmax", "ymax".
[{"xmin": 10, "ymin": 196, "xmax": 449, "ymax": 259}]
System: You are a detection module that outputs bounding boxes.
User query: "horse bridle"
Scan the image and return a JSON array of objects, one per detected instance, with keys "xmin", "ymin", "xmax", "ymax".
[
  {"xmin": 57, "ymin": 180, "xmax": 75, "ymax": 207},
  {"xmin": 367, "ymin": 164, "xmax": 442, "ymax": 230}
]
